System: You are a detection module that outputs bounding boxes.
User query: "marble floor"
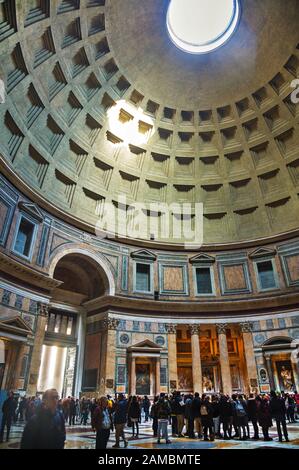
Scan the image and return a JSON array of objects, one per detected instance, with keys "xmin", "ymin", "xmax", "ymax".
[{"xmin": 1, "ymin": 420, "xmax": 299, "ymax": 450}]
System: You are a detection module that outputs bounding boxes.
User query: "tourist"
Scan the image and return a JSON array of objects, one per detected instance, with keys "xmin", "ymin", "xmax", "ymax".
[
  {"xmin": 191, "ymin": 392, "xmax": 202, "ymax": 439},
  {"xmin": 247, "ymin": 393, "xmax": 259, "ymax": 439},
  {"xmin": 211, "ymin": 395, "xmax": 221, "ymax": 438},
  {"xmin": 156, "ymin": 394, "xmax": 171, "ymax": 444},
  {"xmin": 150, "ymin": 396, "xmax": 159, "ymax": 437},
  {"xmin": 233, "ymin": 394, "xmax": 248, "ymax": 440},
  {"xmin": 142, "ymin": 396, "xmax": 150, "ymax": 422},
  {"xmin": 112, "ymin": 394, "xmax": 128, "ymax": 448},
  {"xmin": 0, "ymin": 391, "xmax": 17, "ymax": 443},
  {"xmin": 92, "ymin": 396, "xmax": 112, "ymax": 449},
  {"xmin": 20, "ymin": 388, "xmax": 65, "ymax": 449},
  {"xmin": 256, "ymin": 395, "xmax": 273, "ymax": 441},
  {"xmin": 200, "ymin": 394, "xmax": 214, "ymax": 441},
  {"xmin": 285, "ymin": 393, "xmax": 296, "ymax": 423},
  {"xmin": 269, "ymin": 391, "xmax": 289, "ymax": 442},
  {"xmin": 128, "ymin": 396, "xmax": 141, "ymax": 438},
  {"xmin": 80, "ymin": 397, "xmax": 89, "ymax": 425},
  {"xmin": 69, "ymin": 397, "xmax": 76, "ymax": 425},
  {"xmin": 175, "ymin": 391, "xmax": 186, "ymax": 437},
  {"xmin": 184, "ymin": 394, "xmax": 195, "ymax": 438},
  {"xmin": 219, "ymin": 395, "xmax": 233, "ymax": 439},
  {"xmin": 170, "ymin": 393, "xmax": 178, "ymax": 436}
]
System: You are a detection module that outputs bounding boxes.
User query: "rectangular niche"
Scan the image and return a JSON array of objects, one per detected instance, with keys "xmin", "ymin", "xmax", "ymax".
[
  {"xmin": 130, "ymin": 89, "xmax": 144, "ymax": 106},
  {"xmin": 180, "ymin": 110, "xmax": 194, "ymax": 125},
  {"xmin": 198, "ymin": 131, "xmax": 219, "ymax": 155},
  {"xmin": 203, "ymin": 212, "xmax": 229, "ymax": 242},
  {"xmin": 287, "ymin": 158, "xmax": 299, "ymax": 187},
  {"xmin": 258, "ymin": 168, "xmax": 284, "ymax": 198},
  {"xmin": 266, "ymin": 197, "xmax": 296, "ymax": 231},
  {"xmin": 90, "ymin": 157, "xmax": 113, "ymax": 190},
  {"xmin": 199, "ymin": 155, "xmax": 220, "ymax": 179},
  {"xmin": 173, "ymin": 184, "xmax": 195, "ymax": 203},
  {"xmin": 242, "ymin": 117, "xmax": 266, "ymax": 144},
  {"xmin": 217, "ymin": 105, "xmax": 235, "ymax": 124},
  {"xmin": 15, "ymin": 145, "xmax": 48, "ymax": 189},
  {"xmin": 149, "ymin": 152, "xmax": 170, "ymax": 177},
  {"xmin": 145, "ymin": 180, "xmax": 167, "ymax": 203},
  {"xmin": 200, "ymin": 184, "xmax": 224, "ymax": 211},
  {"xmin": 199, "ymin": 110, "xmax": 213, "ymax": 126},
  {"xmin": 284, "ymin": 93, "xmax": 299, "ymax": 119},
  {"xmin": 229, "ymin": 178, "xmax": 255, "ymax": 205},
  {"xmin": 156, "ymin": 128, "xmax": 173, "ymax": 148},
  {"xmin": 163, "ymin": 107, "xmax": 176, "ymax": 123},
  {"xmin": 51, "ymin": 170, "xmax": 76, "ymax": 208},
  {"xmin": 117, "ymin": 171, "xmax": 139, "ymax": 199},
  {"xmin": 252, "ymin": 86, "xmax": 276, "ymax": 109},
  {"xmin": 233, "ymin": 207, "xmax": 268, "ymax": 240},
  {"xmin": 235, "ymin": 97, "xmax": 255, "ymax": 119},
  {"xmin": 263, "ymin": 105, "xmax": 289, "ymax": 134},
  {"xmin": 220, "ymin": 126, "xmax": 242, "ymax": 150},
  {"xmin": 275, "ymin": 127, "xmax": 299, "ymax": 159},
  {"xmin": 177, "ymin": 131, "xmax": 195, "ymax": 154},
  {"xmin": 225, "ymin": 150, "xmax": 249, "ymax": 178},
  {"xmin": 250, "ymin": 141, "xmax": 272, "ymax": 169},
  {"xmin": 82, "ymin": 188, "xmax": 105, "ymax": 218},
  {"xmin": 174, "ymin": 157, "xmax": 195, "ymax": 178},
  {"xmin": 117, "ymin": 144, "xmax": 145, "ymax": 171}
]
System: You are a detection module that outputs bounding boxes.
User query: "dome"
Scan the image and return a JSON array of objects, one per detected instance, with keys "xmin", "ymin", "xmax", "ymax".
[{"xmin": 1, "ymin": 0, "xmax": 299, "ymax": 246}]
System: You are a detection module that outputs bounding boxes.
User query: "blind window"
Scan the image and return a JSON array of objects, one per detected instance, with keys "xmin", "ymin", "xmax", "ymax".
[{"xmin": 196, "ymin": 267, "xmax": 213, "ymax": 294}]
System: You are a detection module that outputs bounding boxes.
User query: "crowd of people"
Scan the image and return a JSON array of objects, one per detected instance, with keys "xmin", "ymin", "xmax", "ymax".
[{"xmin": 0, "ymin": 389, "xmax": 298, "ymax": 448}]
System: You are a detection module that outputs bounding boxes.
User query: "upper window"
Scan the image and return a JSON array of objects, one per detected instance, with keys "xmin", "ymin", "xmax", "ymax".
[
  {"xmin": 167, "ymin": 0, "xmax": 240, "ymax": 54},
  {"xmin": 256, "ymin": 260, "xmax": 277, "ymax": 291},
  {"xmin": 196, "ymin": 267, "xmax": 214, "ymax": 295},
  {"xmin": 13, "ymin": 216, "xmax": 37, "ymax": 260},
  {"xmin": 135, "ymin": 263, "xmax": 152, "ymax": 293}
]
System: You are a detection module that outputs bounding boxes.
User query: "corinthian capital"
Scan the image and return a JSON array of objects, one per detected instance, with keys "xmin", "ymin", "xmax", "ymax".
[
  {"xmin": 240, "ymin": 322, "xmax": 253, "ymax": 333},
  {"xmin": 102, "ymin": 318, "xmax": 119, "ymax": 331},
  {"xmin": 188, "ymin": 324, "xmax": 200, "ymax": 336},
  {"xmin": 216, "ymin": 323, "xmax": 229, "ymax": 335},
  {"xmin": 165, "ymin": 324, "xmax": 177, "ymax": 335},
  {"xmin": 37, "ymin": 302, "xmax": 49, "ymax": 317}
]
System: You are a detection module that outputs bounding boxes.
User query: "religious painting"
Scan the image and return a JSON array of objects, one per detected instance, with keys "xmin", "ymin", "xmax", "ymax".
[
  {"xmin": 259, "ymin": 368, "xmax": 268, "ymax": 384},
  {"xmin": 276, "ymin": 360, "xmax": 295, "ymax": 392},
  {"xmin": 230, "ymin": 364, "xmax": 241, "ymax": 390},
  {"xmin": 202, "ymin": 366, "xmax": 215, "ymax": 392},
  {"xmin": 177, "ymin": 367, "xmax": 193, "ymax": 391},
  {"xmin": 200, "ymin": 341, "xmax": 211, "ymax": 356},
  {"xmin": 136, "ymin": 364, "xmax": 150, "ymax": 395}
]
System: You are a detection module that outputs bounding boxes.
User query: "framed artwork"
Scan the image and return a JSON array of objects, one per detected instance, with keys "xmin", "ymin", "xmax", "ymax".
[
  {"xmin": 200, "ymin": 341, "xmax": 211, "ymax": 355},
  {"xmin": 276, "ymin": 360, "xmax": 295, "ymax": 392},
  {"xmin": 136, "ymin": 364, "xmax": 150, "ymax": 395},
  {"xmin": 230, "ymin": 364, "xmax": 241, "ymax": 390},
  {"xmin": 177, "ymin": 367, "xmax": 193, "ymax": 391},
  {"xmin": 202, "ymin": 366, "xmax": 215, "ymax": 392},
  {"xmin": 259, "ymin": 368, "xmax": 268, "ymax": 384}
]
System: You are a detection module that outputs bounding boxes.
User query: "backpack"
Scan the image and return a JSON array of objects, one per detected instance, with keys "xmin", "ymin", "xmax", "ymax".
[
  {"xmin": 235, "ymin": 401, "xmax": 246, "ymax": 417},
  {"xmin": 200, "ymin": 405, "xmax": 208, "ymax": 416}
]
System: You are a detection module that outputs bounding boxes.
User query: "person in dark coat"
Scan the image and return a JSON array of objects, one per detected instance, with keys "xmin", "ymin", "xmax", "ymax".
[
  {"xmin": 184, "ymin": 395, "xmax": 195, "ymax": 438},
  {"xmin": 20, "ymin": 388, "xmax": 65, "ymax": 449},
  {"xmin": 200, "ymin": 395, "xmax": 214, "ymax": 441},
  {"xmin": 170, "ymin": 394, "xmax": 178, "ymax": 436},
  {"xmin": 0, "ymin": 391, "xmax": 17, "ymax": 443},
  {"xmin": 128, "ymin": 396, "xmax": 141, "ymax": 438},
  {"xmin": 257, "ymin": 395, "xmax": 273, "ymax": 441},
  {"xmin": 247, "ymin": 393, "xmax": 259, "ymax": 439},
  {"xmin": 269, "ymin": 391, "xmax": 289, "ymax": 442},
  {"xmin": 69, "ymin": 397, "xmax": 76, "ymax": 426},
  {"xmin": 112, "ymin": 394, "xmax": 128, "ymax": 448},
  {"xmin": 150, "ymin": 396, "xmax": 159, "ymax": 437},
  {"xmin": 92, "ymin": 396, "xmax": 113, "ymax": 449},
  {"xmin": 191, "ymin": 392, "xmax": 202, "ymax": 438},
  {"xmin": 219, "ymin": 395, "xmax": 233, "ymax": 439},
  {"xmin": 142, "ymin": 396, "xmax": 150, "ymax": 422}
]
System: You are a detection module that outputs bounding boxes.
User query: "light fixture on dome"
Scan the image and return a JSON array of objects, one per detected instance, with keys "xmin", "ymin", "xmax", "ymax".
[{"xmin": 167, "ymin": 0, "xmax": 240, "ymax": 54}]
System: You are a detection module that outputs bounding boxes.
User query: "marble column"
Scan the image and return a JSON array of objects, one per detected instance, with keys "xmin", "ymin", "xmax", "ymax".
[
  {"xmin": 165, "ymin": 324, "xmax": 178, "ymax": 391},
  {"xmin": 189, "ymin": 325, "xmax": 203, "ymax": 395},
  {"xmin": 155, "ymin": 357, "xmax": 161, "ymax": 396},
  {"xmin": 99, "ymin": 317, "xmax": 119, "ymax": 396},
  {"xmin": 216, "ymin": 324, "xmax": 232, "ymax": 396},
  {"xmin": 240, "ymin": 322, "xmax": 259, "ymax": 393},
  {"xmin": 264, "ymin": 354, "xmax": 275, "ymax": 391},
  {"xmin": 130, "ymin": 356, "xmax": 136, "ymax": 396},
  {"xmin": 26, "ymin": 303, "xmax": 49, "ymax": 396},
  {"xmin": 13, "ymin": 342, "xmax": 28, "ymax": 390}
]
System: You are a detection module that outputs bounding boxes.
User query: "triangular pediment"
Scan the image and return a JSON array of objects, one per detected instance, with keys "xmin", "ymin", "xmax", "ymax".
[
  {"xmin": 131, "ymin": 249, "xmax": 156, "ymax": 261},
  {"xmin": 0, "ymin": 315, "xmax": 33, "ymax": 334},
  {"xmin": 18, "ymin": 202, "xmax": 44, "ymax": 222},
  {"xmin": 249, "ymin": 247, "xmax": 277, "ymax": 259},
  {"xmin": 189, "ymin": 253, "xmax": 215, "ymax": 264},
  {"xmin": 128, "ymin": 339, "xmax": 162, "ymax": 350}
]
